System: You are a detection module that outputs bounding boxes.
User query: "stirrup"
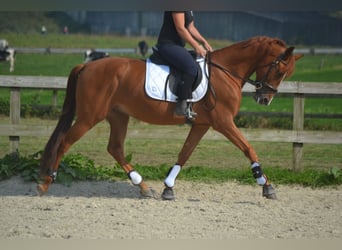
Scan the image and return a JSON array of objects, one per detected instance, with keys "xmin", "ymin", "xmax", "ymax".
[
  {"xmin": 185, "ymin": 105, "xmax": 197, "ymax": 119},
  {"xmin": 175, "ymin": 100, "xmax": 197, "ymax": 120}
]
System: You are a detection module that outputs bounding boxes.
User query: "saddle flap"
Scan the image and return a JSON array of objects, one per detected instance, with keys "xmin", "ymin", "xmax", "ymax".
[{"xmin": 145, "ymin": 58, "xmax": 208, "ymax": 103}]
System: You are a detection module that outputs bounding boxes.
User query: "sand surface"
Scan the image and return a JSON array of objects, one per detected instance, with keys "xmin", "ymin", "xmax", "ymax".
[{"xmin": 0, "ymin": 177, "xmax": 341, "ymax": 239}]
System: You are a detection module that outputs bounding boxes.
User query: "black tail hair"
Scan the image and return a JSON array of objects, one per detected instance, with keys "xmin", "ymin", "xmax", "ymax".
[{"xmin": 40, "ymin": 64, "xmax": 85, "ymax": 177}]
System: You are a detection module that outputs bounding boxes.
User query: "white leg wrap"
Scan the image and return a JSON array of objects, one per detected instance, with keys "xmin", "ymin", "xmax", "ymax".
[
  {"xmin": 251, "ymin": 162, "xmax": 266, "ymax": 185},
  {"xmin": 164, "ymin": 164, "xmax": 181, "ymax": 188},
  {"xmin": 128, "ymin": 171, "xmax": 142, "ymax": 185},
  {"xmin": 256, "ymin": 176, "xmax": 266, "ymax": 185}
]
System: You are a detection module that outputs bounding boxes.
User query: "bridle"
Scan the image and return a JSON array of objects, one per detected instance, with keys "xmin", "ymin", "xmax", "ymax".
[{"xmin": 206, "ymin": 51, "xmax": 288, "ymax": 94}]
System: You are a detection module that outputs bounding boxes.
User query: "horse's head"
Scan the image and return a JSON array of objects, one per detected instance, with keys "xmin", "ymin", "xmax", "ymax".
[{"xmin": 253, "ymin": 39, "xmax": 303, "ymax": 105}]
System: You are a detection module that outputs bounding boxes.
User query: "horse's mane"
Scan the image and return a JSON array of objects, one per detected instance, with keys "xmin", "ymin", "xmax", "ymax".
[{"xmin": 222, "ymin": 36, "xmax": 287, "ymax": 51}]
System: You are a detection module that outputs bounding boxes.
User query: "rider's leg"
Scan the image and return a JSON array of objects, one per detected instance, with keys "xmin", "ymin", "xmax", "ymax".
[
  {"xmin": 175, "ymin": 73, "xmax": 198, "ymax": 117},
  {"xmin": 156, "ymin": 44, "xmax": 198, "ymax": 118}
]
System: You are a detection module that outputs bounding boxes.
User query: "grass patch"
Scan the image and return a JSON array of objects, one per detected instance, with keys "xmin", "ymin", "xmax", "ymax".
[
  {"xmin": 1, "ymin": 118, "xmax": 341, "ymax": 171},
  {"xmin": 290, "ymin": 54, "xmax": 342, "ymax": 82},
  {"xmin": 1, "ymin": 151, "xmax": 340, "ymax": 187}
]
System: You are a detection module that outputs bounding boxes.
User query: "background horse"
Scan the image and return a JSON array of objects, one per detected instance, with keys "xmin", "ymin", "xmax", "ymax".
[
  {"xmin": 84, "ymin": 49, "xmax": 109, "ymax": 63},
  {"xmin": 136, "ymin": 40, "xmax": 149, "ymax": 57},
  {"xmin": 0, "ymin": 39, "xmax": 15, "ymax": 72},
  {"xmin": 38, "ymin": 36, "xmax": 303, "ymax": 200}
]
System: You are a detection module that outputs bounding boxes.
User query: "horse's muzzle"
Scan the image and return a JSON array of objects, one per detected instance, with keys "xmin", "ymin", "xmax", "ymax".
[{"xmin": 253, "ymin": 94, "xmax": 273, "ymax": 106}]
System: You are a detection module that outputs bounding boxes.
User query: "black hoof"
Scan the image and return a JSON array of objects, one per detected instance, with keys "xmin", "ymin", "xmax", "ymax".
[
  {"xmin": 262, "ymin": 184, "xmax": 277, "ymax": 199},
  {"xmin": 161, "ymin": 187, "xmax": 175, "ymax": 200},
  {"xmin": 140, "ymin": 188, "xmax": 156, "ymax": 199}
]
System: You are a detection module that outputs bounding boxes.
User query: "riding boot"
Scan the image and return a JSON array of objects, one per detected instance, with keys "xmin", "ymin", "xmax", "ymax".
[
  {"xmin": 175, "ymin": 99, "xmax": 188, "ymax": 116},
  {"xmin": 174, "ymin": 73, "xmax": 198, "ymax": 119},
  {"xmin": 175, "ymin": 99, "xmax": 197, "ymax": 118}
]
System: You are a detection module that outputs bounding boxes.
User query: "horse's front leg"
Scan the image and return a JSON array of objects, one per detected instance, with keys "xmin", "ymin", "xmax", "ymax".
[
  {"xmin": 9, "ymin": 54, "xmax": 14, "ymax": 72},
  {"xmin": 162, "ymin": 125, "xmax": 210, "ymax": 200},
  {"xmin": 215, "ymin": 119, "xmax": 277, "ymax": 199}
]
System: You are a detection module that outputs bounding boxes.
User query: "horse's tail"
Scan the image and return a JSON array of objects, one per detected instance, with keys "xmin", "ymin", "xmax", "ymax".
[{"xmin": 40, "ymin": 64, "xmax": 85, "ymax": 177}]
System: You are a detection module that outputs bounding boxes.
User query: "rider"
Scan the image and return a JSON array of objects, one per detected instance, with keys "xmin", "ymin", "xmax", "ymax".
[{"xmin": 156, "ymin": 11, "xmax": 212, "ymax": 119}]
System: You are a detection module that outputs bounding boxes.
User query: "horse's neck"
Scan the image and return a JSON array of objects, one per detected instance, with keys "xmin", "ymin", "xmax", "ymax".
[{"xmin": 213, "ymin": 43, "xmax": 265, "ymax": 82}]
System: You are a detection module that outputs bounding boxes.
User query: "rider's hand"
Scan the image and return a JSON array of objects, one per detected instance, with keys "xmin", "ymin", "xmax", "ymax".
[{"xmin": 195, "ymin": 45, "xmax": 207, "ymax": 58}]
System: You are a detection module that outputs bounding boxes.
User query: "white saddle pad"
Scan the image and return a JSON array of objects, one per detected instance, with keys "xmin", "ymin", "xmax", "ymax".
[{"xmin": 145, "ymin": 58, "xmax": 208, "ymax": 102}]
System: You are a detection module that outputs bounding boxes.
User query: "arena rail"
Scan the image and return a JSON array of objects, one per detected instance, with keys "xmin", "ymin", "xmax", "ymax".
[
  {"xmin": 13, "ymin": 47, "xmax": 342, "ymax": 55},
  {"xmin": 0, "ymin": 76, "xmax": 341, "ymax": 170}
]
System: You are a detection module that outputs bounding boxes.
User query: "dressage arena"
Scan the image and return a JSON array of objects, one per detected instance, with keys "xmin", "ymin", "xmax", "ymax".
[{"xmin": 0, "ymin": 176, "xmax": 340, "ymax": 239}]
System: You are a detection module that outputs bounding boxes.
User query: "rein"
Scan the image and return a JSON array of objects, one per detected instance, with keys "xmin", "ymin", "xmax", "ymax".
[{"xmin": 206, "ymin": 52, "xmax": 286, "ymax": 94}]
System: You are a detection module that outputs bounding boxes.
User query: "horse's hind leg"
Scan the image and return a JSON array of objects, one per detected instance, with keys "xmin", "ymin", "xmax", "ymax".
[
  {"xmin": 106, "ymin": 110, "xmax": 154, "ymax": 198},
  {"xmin": 38, "ymin": 119, "xmax": 98, "ymax": 195}
]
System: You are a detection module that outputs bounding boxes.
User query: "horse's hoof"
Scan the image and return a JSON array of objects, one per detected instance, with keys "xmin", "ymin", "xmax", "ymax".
[
  {"xmin": 262, "ymin": 184, "xmax": 277, "ymax": 199},
  {"xmin": 37, "ymin": 184, "xmax": 48, "ymax": 196},
  {"xmin": 161, "ymin": 187, "xmax": 175, "ymax": 200},
  {"xmin": 140, "ymin": 188, "xmax": 155, "ymax": 198}
]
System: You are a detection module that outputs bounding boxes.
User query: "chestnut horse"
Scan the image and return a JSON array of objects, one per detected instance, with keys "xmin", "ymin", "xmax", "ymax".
[{"xmin": 38, "ymin": 36, "xmax": 302, "ymax": 200}]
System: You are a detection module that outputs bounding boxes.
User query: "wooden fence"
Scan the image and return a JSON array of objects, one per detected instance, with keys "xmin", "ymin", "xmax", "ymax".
[
  {"xmin": 14, "ymin": 47, "xmax": 342, "ymax": 55},
  {"xmin": 1, "ymin": 76, "xmax": 342, "ymax": 170}
]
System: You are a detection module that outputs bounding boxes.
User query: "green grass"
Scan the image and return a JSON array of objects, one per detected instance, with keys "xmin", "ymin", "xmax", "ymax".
[
  {"xmin": 1, "ymin": 31, "xmax": 230, "ymax": 49},
  {"xmin": 289, "ymin": 54, "xmax": 342, "ymax": 82},
  {"xmin": 2, "ymin": 33, "xmax": 157, "ymax": 49},
  {"xmin": 1, "ymin": 118, "xmax": 341, "ymax": 172},
  {"xmin": 239, "ymin": 96, "xmax": 342, "ymax": 130},
  {"xmin": 1, "ymin": 140, "xmax": 341, "ymax": 187},
  {"xmin": 7, "ymin": 54, "xmax": 82, "ymax": 76}
]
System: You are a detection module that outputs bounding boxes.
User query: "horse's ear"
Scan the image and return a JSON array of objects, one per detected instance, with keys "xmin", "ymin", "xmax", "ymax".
[
  {"xmin": 283, "ymin": 47, "xmax": 295, "ymax": 60},
  {"xmin": 294, "ymin": 54, "xmax": 304, "ymax": 61},
  {"xmin": 273, "ymin": 38, "xmax": 286, "ymax": 47}
]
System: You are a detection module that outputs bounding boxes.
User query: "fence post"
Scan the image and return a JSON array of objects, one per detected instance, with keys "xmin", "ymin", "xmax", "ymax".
[
  {"xmin": 292, "ymin": 93, "xmax": 305, "ymax": 171},
  {"xmin": 52, "ymin": 89, "xmax": 58, "ymax": 108},
  {"xmin": 9, "ymin": 87, "xmax": 21, "ymax": 153}
]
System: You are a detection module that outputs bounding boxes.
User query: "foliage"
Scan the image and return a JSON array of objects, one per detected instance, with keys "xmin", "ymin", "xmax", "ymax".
[
  {"xmin": 59, "ymin": 153, "xmax": 121, "ymax": 186},
  {"xmin": 0, "ymin": 94, "xmax": 61, "ymax": 118},
  {"xmin": 0, "ymin": 151, "xmax": 40, "ymax": 181},
  {"xmin": 0, "ymin": 151, "xmax": 130, "ymax": 186},
  {"xmin": 0, "ymin": 151, "xmax": 341, "ymax": 187},
  {"xmin": 0, "ymin": 98, "xmax": 10, "ymax": 116}
]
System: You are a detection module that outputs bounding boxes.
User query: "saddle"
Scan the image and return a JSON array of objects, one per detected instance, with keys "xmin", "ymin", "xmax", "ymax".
[{"xmin": 145, "ymin": 47, "xmax": 208, "ymax": 103}]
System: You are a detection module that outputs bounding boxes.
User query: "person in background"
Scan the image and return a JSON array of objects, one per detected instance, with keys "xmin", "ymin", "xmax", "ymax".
[
  {"xmin": 156, "ymin": 11, "xmax": 212, "ymax": 119},
  {"xmin": 63, "ymin": 26, "xmax": 69, "ymax": 34}
]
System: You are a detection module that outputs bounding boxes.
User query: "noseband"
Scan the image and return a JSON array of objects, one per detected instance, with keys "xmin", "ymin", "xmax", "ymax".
[{"xmin": 207, "ymin": 52, "xmax": 287, "ymax": 94}]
